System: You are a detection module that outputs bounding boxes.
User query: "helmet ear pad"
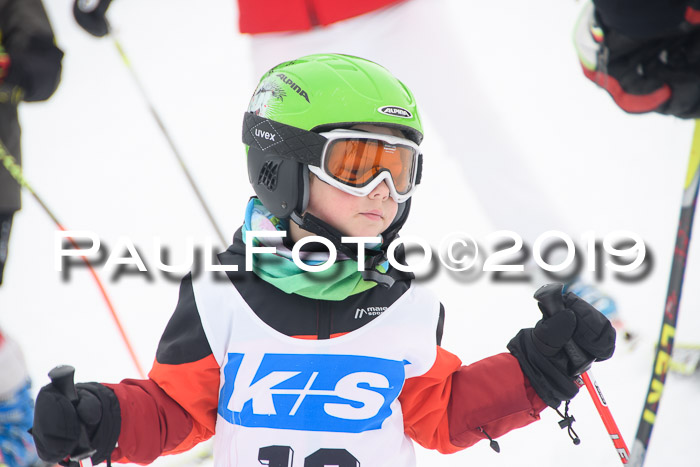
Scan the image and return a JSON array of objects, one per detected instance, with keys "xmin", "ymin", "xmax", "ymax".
[{"xmin": 247, "ymin": 146, "xmax": 309, "ymax": 219}]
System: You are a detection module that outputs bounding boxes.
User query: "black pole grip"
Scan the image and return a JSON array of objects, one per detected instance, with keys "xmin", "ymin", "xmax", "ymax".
[
  {"xmin": 533, "ymin": 283, "xmax": 593, "ymax": 376},
  {"xmin": 48, "ymin": 365, "xmax": 97, "ymax": 461},
  {"xmin": 48, "ymin": 365, "xmax": 79, "ymax": 403}
]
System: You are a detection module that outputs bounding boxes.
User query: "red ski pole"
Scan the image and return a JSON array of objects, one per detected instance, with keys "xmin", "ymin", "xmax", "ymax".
[
  {"xmin": 0, "ymin": 142, "xmax": 146, "ymax": 378},
  {"xmin": 534, "ymin": 283, "xmax": 630, "ymax": 464},
  {"xmin": 578, "ymin": 371, "xmax": 630, "ymax": 463}
]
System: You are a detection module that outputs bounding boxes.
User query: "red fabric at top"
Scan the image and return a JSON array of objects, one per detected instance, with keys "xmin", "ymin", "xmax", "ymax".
[
  {"xmin": 237, "ymin": 0, "xmax": 407, "ymax": 34},
  {"xmin": 686, "ymin": 6, "xmax": 700, "ymax": 24}
]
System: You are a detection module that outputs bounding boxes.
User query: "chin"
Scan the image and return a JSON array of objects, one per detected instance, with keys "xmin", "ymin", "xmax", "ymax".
[
  {"xmin": 352, "ymin": 229, "xmax": 385, "ymax": 238},
  {"xmin": 343, "ymin": 220, "xmax": 388, "ymax": 238}
]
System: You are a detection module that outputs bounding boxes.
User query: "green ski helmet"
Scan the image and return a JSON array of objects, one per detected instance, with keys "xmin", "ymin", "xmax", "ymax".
[{"xmin": 243, "ymin": 53, "xmax": 424, "ymax": 274}]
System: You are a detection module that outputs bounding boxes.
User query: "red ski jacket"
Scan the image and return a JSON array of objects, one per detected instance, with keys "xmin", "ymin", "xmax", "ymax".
[
  {"xmin": 237, "ymin": 0, "xmax": 407, "ymax": 34},
  {"xmin": 103, "ymin": 231, "xmax": 547, "ymax": 463}
]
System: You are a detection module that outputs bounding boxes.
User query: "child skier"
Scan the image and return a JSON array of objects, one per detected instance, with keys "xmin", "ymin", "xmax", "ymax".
[{"xmin": 30, "ymin": 54, "xmax": 615, "ymax": 466}]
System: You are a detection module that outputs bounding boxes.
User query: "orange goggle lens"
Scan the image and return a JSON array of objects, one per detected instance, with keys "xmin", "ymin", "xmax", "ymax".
[{"xmin": 324, "ymin": 138, "xmax": 417, "ymax": 195}]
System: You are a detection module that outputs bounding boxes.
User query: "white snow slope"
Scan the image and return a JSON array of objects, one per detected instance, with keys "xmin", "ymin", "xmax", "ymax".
[{"xmin": 1, "ymin": 1, "xmax": 698, "ymax": 466}]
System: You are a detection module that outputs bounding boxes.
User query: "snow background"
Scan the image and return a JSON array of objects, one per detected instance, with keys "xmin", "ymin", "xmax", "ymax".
[{"xmin": 1, "ymin": 0, "xmax": 699, "ymax": 466}]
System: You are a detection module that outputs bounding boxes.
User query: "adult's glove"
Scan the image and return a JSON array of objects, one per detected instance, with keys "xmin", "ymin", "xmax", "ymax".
[
  {"xmin": 574, "ymin": 0, "xmax": 700, "ymax": 118},
  {"xmin": 507, "ymin": 284, "xmax": 616, "ymax": 408},
  {"xmin": 1, "ymin": 36, "xmax": 63, "ymax": 103},
  {"xmin": 31, "ymin": 382, "xmax": 121, "ymax": 465},
  {"xmin": 73, "ymin": 0, "xmax": 114, "ymax": 37}
]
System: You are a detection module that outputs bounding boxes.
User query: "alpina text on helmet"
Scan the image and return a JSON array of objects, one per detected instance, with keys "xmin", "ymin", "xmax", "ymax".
[
  {"xmin": 378, "ymin": 106, "xmax": 412, "ymax": 118},
  {"xmin": 276, "ymin": 73, "xmax": 310, "ymax": 103}
]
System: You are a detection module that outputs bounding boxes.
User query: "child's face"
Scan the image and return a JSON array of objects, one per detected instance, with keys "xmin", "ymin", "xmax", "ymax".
[
  {"xmin": 305, "ymin": 174, "xmax": 398, "ymax": 238},
  {"xmin": 302, "ymin": 124, "xmax": 403, "ymax": 239}
]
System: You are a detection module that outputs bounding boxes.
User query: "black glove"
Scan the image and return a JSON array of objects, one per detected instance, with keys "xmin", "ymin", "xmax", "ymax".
[
  {"xmin": 574, "ymin": 0, "xmax": 700, "ymax": 118},
  {"xmin": 73, "ymin": 0, "xmax": 114, "ymax": 37},
  {"xmin": 508, "ymin": 290, "xmax": 616, "ymax": 408},
  {"xmin": 2, "ymin": 36, "xmax": 63, "ymax": 102},
  {"xmin": 31, "ymin": 382, "xmax": 121, "ymax": 465}
]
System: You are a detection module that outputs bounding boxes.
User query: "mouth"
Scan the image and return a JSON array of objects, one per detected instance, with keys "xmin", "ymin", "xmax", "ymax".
[{"xmin": 361, "ymin": 210, "xmax": 383, "ymax": 221}]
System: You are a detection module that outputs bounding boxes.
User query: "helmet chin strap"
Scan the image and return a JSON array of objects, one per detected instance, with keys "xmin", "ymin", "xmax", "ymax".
[
  {"xmin": 289, "ymin": 210, "xmax": 395, "ymax": 287},
  {"xmin": 288, "ymin": 197, "xmax": 413, "ymax": 288}
]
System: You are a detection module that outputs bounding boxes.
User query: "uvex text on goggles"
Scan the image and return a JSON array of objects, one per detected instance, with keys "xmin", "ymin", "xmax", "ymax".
[{"xmin": 242, "ymin": 113, "xmax": 422, "ymax": 203}]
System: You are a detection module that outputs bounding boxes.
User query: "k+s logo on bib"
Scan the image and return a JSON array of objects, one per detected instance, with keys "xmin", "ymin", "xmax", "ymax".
[{"xmin": 218, "ymin": 353, "xmax": 407, "ymax": 433}]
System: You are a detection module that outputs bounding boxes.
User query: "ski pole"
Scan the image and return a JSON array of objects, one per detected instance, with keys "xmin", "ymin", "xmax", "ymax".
[
  {"xmin": 578, "ymin": 371, "xmax": 630, "ymax": 463},
  {"xmin": 534, "ymin": 283, "xmax": 630, "ymax": 464},
  {"xmin": 108, "ymin": 32, "xmax": 227, "ymax": 248},
  {"xmin": 48, "ymin": 365, "xmax": 95, "ymax": 467},
  {"xmin": 0, "ymin": 141, "xmax": 146, "ymax": 378},
  {"xmin": 79, "ymin": 13, "xmax": 226, "ymax": 247},
  {"xmin": 630, "ymin": 120, "xmax": 700, "ymax": 466}
]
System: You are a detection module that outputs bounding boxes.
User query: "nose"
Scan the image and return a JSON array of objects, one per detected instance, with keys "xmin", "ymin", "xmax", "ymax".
[{"xmin": 369, "ymin": 180, "xmax": 390, "ymax": 200}]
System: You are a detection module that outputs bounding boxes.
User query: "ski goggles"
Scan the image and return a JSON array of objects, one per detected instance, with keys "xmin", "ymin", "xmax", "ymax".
[
  {"xmin": 242, "ymin": 113, "xmax": 422, "ymax": 203},
  {"xmin": 310, "ymin": 129, "xmax": 421, "ymax": 203}
]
